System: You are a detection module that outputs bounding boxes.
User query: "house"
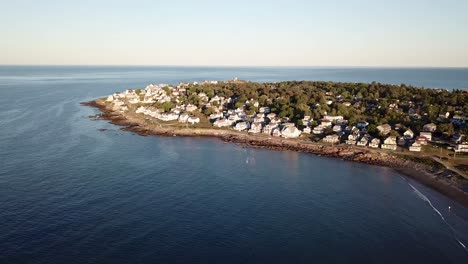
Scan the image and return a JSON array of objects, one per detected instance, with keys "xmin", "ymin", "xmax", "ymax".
[
  {"xmin": 158, "ymin": 112, "xmax": 179, "ymax": 121},
  {"xmin": 213, "ymin": 118, "xmax": 232, "ymax": 127},
  {"xmin": 106, "ymin": 95, "xmax": 114, "ymax": 102},
  {"xmin": 455, "ymin": 144, "xmax": 468, "ymax": 153},
  {"xmin": 281, "ymin": 126, "xmax": 301, "ymax": 138},
  {"xmin": 178, "ymin": 113, "xmax": 190, "ymax": 123},
  {"xmin": 185, "ymin": 104, "xmax": 198, "ymax": 112},
  {"xmin": 403, "ymin": 129, "xmax": 414, "ymax": 139},
  {"xmin": 234, "ymin": 121, "xmax": 250, "ymax": 131},
  {"xmin": 422, "ymin": 123, "xmax": 437, "ymax": 132},
  {"xmin": 369, "ymin": 138, "xmax": 381, "ymax": 148},
  {"xmin": 312, "ymin": 126, "xmax": 325, "ymax": 135},
  {"xmin": 272, "ymin": 127, "xmax": 282, "ymax": 137},
  {"xmin": 266, "ymin": 113, "xmax": 277, "ymax": 120},
  {"xmin": 420, "ymin": 132, "xmax": 432, "ymax": 141},
  {"xmin": 320, "ymin": 119, "xmax": 332, "ymax": 128},
  {"xmin": 249, "ymin": 122, "xmax": 263, "ymax": 134},
  {"xmin": 346, "ymin": 134, "xmax": 358, "ymax": 145},
  {"xmin": 323, "ymin": 115, "xmax": 343, "ymax": 123},
  {"xmin": 209, "ymin": 113, "xmax": 224, "ymax": 120},
  {"xmin": 302, "ymin": 116, "xmax": 312, "ymax": 126},
  {"xmin": 415, "ymin": 136, "xmax": 428, "ymax": 145},
  {"xmin": 323, "ymin": 134, "xmax": 340, "ymax": 144},
  {"xmin": 332, "ymin": 125, "xmax": 342, "ymax": 132},
  {"xmin": 187, "ymin": 116, "xmax": 200, "ymax": 124},
  {"xmin": 302, "ymin": 127, "xmax": 311, "ymax": 134},
  {"xmin": 357, "ymin": 137, "xmax": 369, "ymax": 147},
  {"xmin": 259, "ymin": 107, "xmax": 270, "ymax": 114},
  {"xmin": 409, "ymin": 142, "xmax": 422, "ymax": 152},
  {"xmin": 376, "ymin": 124, "xmax": 392, "ymax": 135},
  {"xmin": 263, "ymin": 123, "xmax": 278, "ymax": 135},
  {"xmin": 381, "ymin": 136, "xmax": 397, "ymax": 150}
]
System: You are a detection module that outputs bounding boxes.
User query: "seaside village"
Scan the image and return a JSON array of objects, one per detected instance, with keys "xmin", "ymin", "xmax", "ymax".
[{"xmin": 105, "ymin": 80, "xmax": 468, "ymax": 154}]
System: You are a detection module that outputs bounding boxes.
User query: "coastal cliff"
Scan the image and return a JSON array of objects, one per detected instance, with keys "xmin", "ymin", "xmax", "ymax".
[{"xmin": 83, "ymin": 99, "xmax": 468, "ymax": 207}]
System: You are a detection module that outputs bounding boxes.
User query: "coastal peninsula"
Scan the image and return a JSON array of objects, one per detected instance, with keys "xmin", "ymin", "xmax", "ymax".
[{"xmin": 85, "ymin": 79, "xmax": 468, "ymax": 206}]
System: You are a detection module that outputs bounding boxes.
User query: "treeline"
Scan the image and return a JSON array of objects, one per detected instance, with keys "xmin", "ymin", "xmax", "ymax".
[{"xmin": 181, "ymin": 81, "xmax": 467, "ymax": 135}]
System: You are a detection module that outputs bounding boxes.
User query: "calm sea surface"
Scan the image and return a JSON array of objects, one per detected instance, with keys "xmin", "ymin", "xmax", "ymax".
[{"xmin": 0, "ymin": 66, "xmax": 467, "ymax": 263}]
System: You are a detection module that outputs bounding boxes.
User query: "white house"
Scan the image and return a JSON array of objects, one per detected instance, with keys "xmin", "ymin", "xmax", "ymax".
[
  {"xmin": 381, "ymin": 136, "xmax": 397, "ymax": 150},
  {"xmin": 235, "ymin": 121, "xmax": 250, "ymax": 131},
  {"xmin": 404, "ymin": 129, "xmax": 414, "ymax": 139},
  {"xmin": 369, "ymin": 138, "xmax": 381, "ymax": 148},
  {"xmin": 302, "ymin": 127, "xmax": 311, "ymax": 134},
  {"xmin": 320, "ymin": 119, "xmax": 333, "ymax": 128},
  {"xmin": 455, "ymin": 144, "xmax": 468, "ymax": 153},
  {"xmin": 357, "ymin": 137, "xmax": 369, "ymax": 147},
  {"xmin": 272, "ymin": 127, "xmax": 282, "ymax": 137},
  {"xmin": 377, "ymin": 124, "xmax": 392, "ymax": 135},
  {"xmin": 263, "ymin": 123, "xmax": 278, "ymax": 135},
  {"xmin": 312, "ymin": 126, "xmax": 325, "ymax": 135},
  {"xmin": 281, "ymin": 126, "xmax": 301, "ymax": 138},
  {"xmin": 423, "ymin": 123, "xmax": 437, "ymax": 132},
  {"xmin": 420, "ymin": 132, "xmax": 432, "ymax": 141},
  {"xmin": 332, "ymin": 125, "xmax": 342, "ymax": 132},
  {"xmin": 213, "ymin": 118, "xmax": 232, "ymax": 127},
  {"xmin": 178, "ymin": 113, "xmax": 190, "ymax": 123},
  {"xmin": 346, "ymin": 134, "xmax": 357, "ymax": 145},
  {"xmin": 249, "ymin": 122, "xmax": 263, "ymax": 134},
  {"xmin": 187, "ymin": 116, "xmax": 200, "ymax": 124},
  {"xmin": 323, "ymin": 115, "xmax": 343, "ymax": 123},
  {"xmin": 185, "ymin": 104, "xmax": 198, "ymax": 112},
  {"xmin": 409, "ymin": 142, "xmax": 422, "ymax": 152},
  {"xmin": 323, "ymin": 134, "xmax": 340, "ymax": 144}
]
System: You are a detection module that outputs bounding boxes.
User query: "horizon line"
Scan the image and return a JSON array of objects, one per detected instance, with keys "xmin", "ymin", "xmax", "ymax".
[{"xmin": 1, "ymin": 64, "xmax": 468, "ymax": 69}]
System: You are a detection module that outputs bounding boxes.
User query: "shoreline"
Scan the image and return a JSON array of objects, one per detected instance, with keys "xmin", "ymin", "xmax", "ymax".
[{"xmin": 83, "ymin": 99, "xmax": 468, "ymax": 207}]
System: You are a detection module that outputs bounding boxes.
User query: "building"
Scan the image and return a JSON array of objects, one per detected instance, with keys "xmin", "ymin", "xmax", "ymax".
[
  {"xmin": 346, "ymin": 134, "xmax": 358, "ymax": 145},
  {"xmin": 281, "ymin": 126, "xmax": 302, "ymax": 138},
  {"xmin": 409, "ymin": 142, "xmax": 422, "ymax": 152},
  {"xmin": 187, "ymin": 116, "xmax": 200, "ymax": 124},
  {"xmin": 376, "ymin": 124, "xmax": 392, "ymax": 135},
  {"xmin": 312, "ymin": 126, "xmax": 325, "ymax": 135},
  {"xmin": 235, "ymin": 121, "xmax": 250, "ymax": 131},
  {"xmin": 357, "ymin": 137, "xmax": 369, "ymax": 147},
  {"xmin": 178, "ymin": 113, "xmax": 190, "ymax": 123},
  {"xmin": 422, "ymin": 123, "xmax": 437, "ymax": 132},
  {"xmin": 249, "ymin": 122, "xmax": 263, "ymax": 134},
  {"xmin": 420, "ymin": 132, "xmax": 432, "ymax": 141},
  {"xmin": 455, "ymin": 144, "xmax": 468, "ymax": 153},
  {"xmin": 404, "ymin": 129, "xmax": 414, "ymax": 139},
  {"xmin": 323, "ymin": 134, "xmax": 340, "ymax": 144},
  {"xmin": 415, "ymin": 136, "xmax": 428, "ymax": 145},
  {"xmin": 381, "ymin": 136, "xmax": 397, "ymax": 150},
  {"xmin": 369, "ymin": 138, "xmax": 381, "ymax": 148},
  {"xmin": 302, "ymin": 127, "xmax": 311, "ymax": 134}
]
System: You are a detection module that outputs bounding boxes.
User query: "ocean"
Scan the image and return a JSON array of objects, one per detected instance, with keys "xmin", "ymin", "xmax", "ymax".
[{"xmin": 0, "ymin": 66, "xmax": 467, "ymax": 263}]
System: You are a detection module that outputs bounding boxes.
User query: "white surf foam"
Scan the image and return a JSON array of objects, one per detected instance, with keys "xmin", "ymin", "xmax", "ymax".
[{"xmin": 407, "ymin": 182, "xmax": 467, "ymax": 252}]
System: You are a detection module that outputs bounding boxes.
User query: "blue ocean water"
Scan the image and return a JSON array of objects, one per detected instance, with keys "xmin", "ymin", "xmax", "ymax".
[{"xmin": 0, "ymin": 66, "xmax": 467, "ymax": 263}]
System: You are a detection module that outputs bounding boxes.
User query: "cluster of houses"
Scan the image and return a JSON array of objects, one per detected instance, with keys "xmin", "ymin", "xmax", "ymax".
[
  {"xmin": 210, "ymin": 106, "xmax": 302, "ymax": 138},
  {"xmin": 104, "ymin": 81, "xmax": 467, "ymax": 152}
]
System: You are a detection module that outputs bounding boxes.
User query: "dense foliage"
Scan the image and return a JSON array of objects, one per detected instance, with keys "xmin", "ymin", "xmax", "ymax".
[{"xmin": 179, "ymin": 80, "xmax": 467, "ymax": 136}]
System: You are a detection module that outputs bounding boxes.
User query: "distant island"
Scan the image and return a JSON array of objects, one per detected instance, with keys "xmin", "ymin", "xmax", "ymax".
[{"xmin": 84, "ymin": 79, "xmax": 468, "ymax": 206}]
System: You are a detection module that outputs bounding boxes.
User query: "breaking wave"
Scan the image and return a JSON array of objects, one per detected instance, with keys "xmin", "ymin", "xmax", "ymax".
[{"xmin": 407, "ymin": 181, "xmax": 467, "ymax": 252}]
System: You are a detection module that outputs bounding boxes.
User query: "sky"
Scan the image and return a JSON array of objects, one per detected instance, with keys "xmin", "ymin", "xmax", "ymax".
[{"xmin": 1, "ymin": 0, "xmax": 467, "ymax": 67}]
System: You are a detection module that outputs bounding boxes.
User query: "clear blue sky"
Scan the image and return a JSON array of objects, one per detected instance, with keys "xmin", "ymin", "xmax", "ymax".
[{"xmin": 1, "ymin": 0, "xmax": 467, "ymax": 66}]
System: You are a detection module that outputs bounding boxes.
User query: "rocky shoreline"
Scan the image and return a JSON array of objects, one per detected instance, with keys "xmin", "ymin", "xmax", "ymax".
[{"xmin": 83, "ymin": 99, "xmax": 468, "ymax": 207}]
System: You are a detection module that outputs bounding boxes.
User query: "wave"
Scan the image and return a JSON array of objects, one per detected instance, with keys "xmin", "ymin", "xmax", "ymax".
[{"xmin": 406, "ymin": 180, "xmax": 467, "ymax": 252}]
